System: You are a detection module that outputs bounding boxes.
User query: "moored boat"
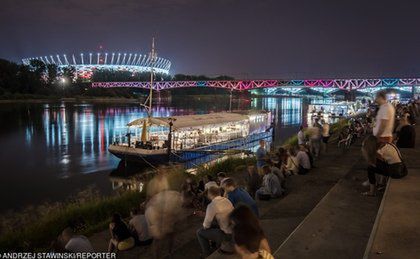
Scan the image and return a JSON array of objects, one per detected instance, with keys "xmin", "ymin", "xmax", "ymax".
[{"xmin": 108, "ymin": 110, "xmax": 272, "ymax": 164}]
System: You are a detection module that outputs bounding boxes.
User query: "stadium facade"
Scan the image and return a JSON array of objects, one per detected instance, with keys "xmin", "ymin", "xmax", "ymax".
[{"xmin": 22, "ymin": 52, "xmax": 171, "ymax": 79}]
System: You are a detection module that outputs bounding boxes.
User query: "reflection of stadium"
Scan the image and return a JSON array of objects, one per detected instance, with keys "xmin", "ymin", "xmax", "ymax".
[{"xmin": 22, "ymin": 52, "xmax": 171, "ymax": 79}]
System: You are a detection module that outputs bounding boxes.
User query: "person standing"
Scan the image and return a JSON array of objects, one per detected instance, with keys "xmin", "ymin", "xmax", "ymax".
[
  {"xmin": 309, "ymin": 119, "xmax": 322, "ymax": 158},
  {"xmin": 297, "ymin": 125, "xmax": 306, "ymax": 145},
  {"xmin": 373, "ymin": 90, "xmax": 395, "ymax": 143},
  {"xmin": 196, "ymin": 186, "xmax": 234, "ymax": 257},
  {"xmin": 145, "ymin": 189, "xmax": 183, "ymax": 259},
  {"xmin": 321, "ymin": 119, "xmax": 330, "ymax": 152}
]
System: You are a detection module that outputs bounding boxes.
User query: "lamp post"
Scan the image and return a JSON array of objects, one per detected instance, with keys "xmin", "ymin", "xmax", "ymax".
[
  {"xmin": 60, "ymin": 77, "xmax": 67, "ymax": 96},
  {"xmin": 229, "ymin": 89, "xmax": 233, "ymax": 112},
  {"xmin": 167, "ymin": 117, "xmax": 176, "ymax": 161}
]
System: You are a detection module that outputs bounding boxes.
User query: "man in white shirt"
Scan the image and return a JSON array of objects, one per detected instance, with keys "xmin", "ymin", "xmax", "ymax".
[
  {"xmin": 61, "ymin": 227, "xmax": 94, "ymax": 253},
  {"xmin": 196, "ymin": 186, "xmax": 234, "ymax": 257},
  {"xmin": 129, "ymin": 207, "xmax": 152, "ymax": 246},
  {"xmin": 373, "ymin": 90, "xmax": 395, "ymax": 143},
  {"xmin": 296, "ymin": 145, "xmax": 311, "ymax": 174}
]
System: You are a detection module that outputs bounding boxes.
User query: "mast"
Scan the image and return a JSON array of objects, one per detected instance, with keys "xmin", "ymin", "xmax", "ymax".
[{"xmin": 148, "ymin": 37, "xmax": 157, "ymax": 118}]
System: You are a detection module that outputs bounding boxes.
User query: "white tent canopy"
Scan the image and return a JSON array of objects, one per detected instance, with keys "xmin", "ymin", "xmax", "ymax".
[{"xmin": 127, "ymin": 112, "xmax": 249, "ymax": 130}]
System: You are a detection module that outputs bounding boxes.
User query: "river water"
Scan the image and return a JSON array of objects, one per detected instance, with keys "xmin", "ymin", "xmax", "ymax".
[{"xmin": 0, "ymin": 97, "xmax": 308, "ymax": 211}]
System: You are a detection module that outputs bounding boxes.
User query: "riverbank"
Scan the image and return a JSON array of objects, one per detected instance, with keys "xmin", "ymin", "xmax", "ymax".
[
  {"xmin": 0, "ymin": 156, "xmax": 255, "ymax": 251},
  {"xmin": 0, "ymin": 94, "xmax": 239, "ymax": 104},
  {"xmin": 0, "ymin": 96, "xmax": 144, "ymax": 103}
]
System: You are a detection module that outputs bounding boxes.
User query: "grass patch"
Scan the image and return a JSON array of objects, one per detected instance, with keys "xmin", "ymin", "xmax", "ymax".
[{"xmin": 0, "ymin": 190, "xmax": 144, "ymax": 251}]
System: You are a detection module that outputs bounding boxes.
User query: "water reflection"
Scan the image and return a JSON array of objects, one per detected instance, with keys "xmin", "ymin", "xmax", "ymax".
[
  {"xmin": 252, "ymin": 97, "xmax": 303, "ymax": 126},
  {"xmin": 26, "ymin": 103, "xmax": 208, "ymax": 178},
  {"xmin": 0, "ymin": 97, "xmax": 309, "ymax": 210},
  {"xmin": 17, "ymin": 98, "xmax": 307, "ymax": 179}
]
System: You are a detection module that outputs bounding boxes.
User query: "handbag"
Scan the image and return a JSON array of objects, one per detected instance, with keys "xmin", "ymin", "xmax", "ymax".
[{"xmin": 387, "ymin": 143, "xmax": 408, "ymax": 179}]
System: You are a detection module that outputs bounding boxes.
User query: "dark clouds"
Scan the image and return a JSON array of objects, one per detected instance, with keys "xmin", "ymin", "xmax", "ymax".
[{"xmin": 1, "ymin": 0, "xmax": 420, "ymax": 78}]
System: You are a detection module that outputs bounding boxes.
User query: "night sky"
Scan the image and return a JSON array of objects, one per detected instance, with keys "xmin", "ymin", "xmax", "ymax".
[{"xmin": 1, "ymin": 0, "xmax": 420, "ymax": 79}]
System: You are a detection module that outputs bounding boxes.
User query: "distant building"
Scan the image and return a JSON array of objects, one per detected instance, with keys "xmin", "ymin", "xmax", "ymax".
[{"xmin": 22, "ymin": 52, "xmax": 171, "ymax": 80}]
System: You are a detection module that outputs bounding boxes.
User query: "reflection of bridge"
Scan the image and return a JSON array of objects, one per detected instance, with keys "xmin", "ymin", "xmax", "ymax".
[{"xmin": 91, "ymin": 78, "xmax": 420, "ymax": 92}]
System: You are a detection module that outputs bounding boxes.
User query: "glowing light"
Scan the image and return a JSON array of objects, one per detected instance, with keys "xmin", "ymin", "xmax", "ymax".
[{"xmin": 23, "ymin": 51, "xmax": 172, "ymax": 79}]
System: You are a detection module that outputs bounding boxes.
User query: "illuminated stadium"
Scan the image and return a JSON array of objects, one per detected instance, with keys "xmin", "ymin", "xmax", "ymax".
[{"xmin": 21, "ymin": 52, "xmax": 171, "ymax": 79}]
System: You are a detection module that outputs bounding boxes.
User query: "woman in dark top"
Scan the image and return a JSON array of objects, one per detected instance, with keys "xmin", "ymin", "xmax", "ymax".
[
  {"xmin": 397, "ymin": 125, "xmax": 416, "ymax": 148},
  {"xmin": 108, "ymin": 213, "xmax": 135, "ymax": 252}
]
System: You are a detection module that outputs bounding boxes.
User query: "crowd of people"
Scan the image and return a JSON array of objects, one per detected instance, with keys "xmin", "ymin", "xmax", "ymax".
[{"xmin": 52, "ymin": 91, "xmax": 419, "ymax": 259}]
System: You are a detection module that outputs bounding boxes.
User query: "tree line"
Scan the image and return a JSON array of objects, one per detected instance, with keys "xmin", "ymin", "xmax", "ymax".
[{"xmin": 0, "ymin": 58, "xmax": 235, "ymax": 98}]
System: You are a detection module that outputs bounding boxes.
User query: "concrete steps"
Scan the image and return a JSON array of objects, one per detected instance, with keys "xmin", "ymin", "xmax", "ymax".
[
  {"xmin": 208, "ymin": 144, "xmax": 366, "ymax": 259},
  {"xmin": 273, "ymin": 166, "xmax": 383, "ymax": 259},
  {"xmin": 275, "ymin": 126, "xmax": 420, "ymax": 259}
]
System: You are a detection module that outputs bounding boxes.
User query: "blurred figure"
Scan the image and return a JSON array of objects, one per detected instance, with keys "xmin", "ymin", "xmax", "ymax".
[
  {"xmin": 244, "ymin": 163, "xmax": 262, "ymax": 199},
  {"xmin": 145, "ymin": 188, "xmax": 183, "ymax": 259},
  {"xmin": 181, "ymin": 176, "xmax": 200, "ymax": 208},
  {"xmin": 60, "ymin": 227, "xmax": 94, "ymax": 253},
  {"xmin": 196, "ymin": 186, "xmax": 234, "ymax": 257},
  {"xmin": 309, "ymin": 119, "xmax": 322, "ymax": 158},
  {"xmin": 373, "ymin": 90, "xmax": 395, "ymax": 143},
  {"xmin": 128, "ymin": 207, "xmax": 153, "ymax": 246},
  {"xmin": 321, "ymin": 119, "xmax": 330, "ymax": 152},
  {"xmin": 221, "ymin": 178, "xmax": 259, "ymax": 217},
  {"xmin": 147, "ymin": 166, "xmax": 170, "ymax": 198},
  {"xmin": 108, "ymin": 213, "xmax": 135, "ymax": 252}
]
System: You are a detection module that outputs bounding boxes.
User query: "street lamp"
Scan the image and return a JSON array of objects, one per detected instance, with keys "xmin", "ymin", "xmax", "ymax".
[{"xmin": 167, "ymin": 117, "xmax": 177, "ymax": 161}]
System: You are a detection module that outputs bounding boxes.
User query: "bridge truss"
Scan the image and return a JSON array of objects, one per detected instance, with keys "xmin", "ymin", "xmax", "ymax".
[{"xmin": 91, "ymin": 78, "xmax": 420, "ymax": 91}]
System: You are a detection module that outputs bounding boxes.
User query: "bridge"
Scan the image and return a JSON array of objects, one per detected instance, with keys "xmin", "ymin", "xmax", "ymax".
[{"xmin": 91, "ymin": 78, "xmax": 420, "ymax": 93}]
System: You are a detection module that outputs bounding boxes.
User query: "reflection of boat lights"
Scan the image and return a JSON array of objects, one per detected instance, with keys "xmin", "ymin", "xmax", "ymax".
[{"xmin": 61, "ymin": 158, "xmax": 70, "ymax": 164}]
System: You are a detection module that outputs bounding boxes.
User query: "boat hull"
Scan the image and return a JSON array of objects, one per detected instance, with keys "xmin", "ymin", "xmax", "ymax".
[
  {"xmin": 108, "ymin": 129, "xmax": 272, "ymax": 165},
  {"xmin": 108, "ymin": 145, "xmax": 170, "ymax": 164}
]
